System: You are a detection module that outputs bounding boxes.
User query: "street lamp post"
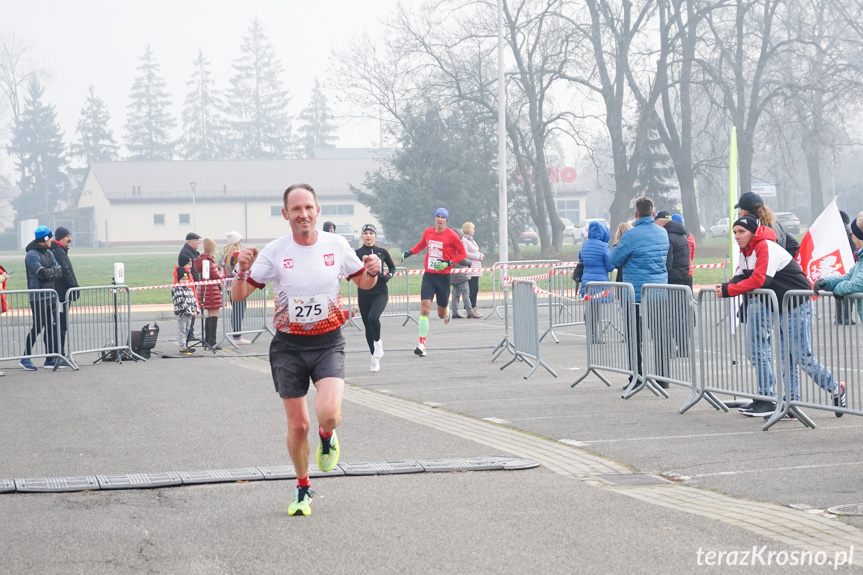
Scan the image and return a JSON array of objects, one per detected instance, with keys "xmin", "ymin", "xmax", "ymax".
[{"xmin": 190, "ymin": 182, "xmax": 197, "ymax": 230}]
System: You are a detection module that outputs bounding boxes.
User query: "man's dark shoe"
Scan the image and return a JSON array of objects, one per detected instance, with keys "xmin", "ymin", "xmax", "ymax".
[{"xmin": 740, "ymin": 400, "xmax": 777, "ymax": 417}]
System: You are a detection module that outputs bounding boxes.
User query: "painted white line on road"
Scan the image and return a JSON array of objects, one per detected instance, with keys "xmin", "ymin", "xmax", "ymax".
[
  {"xmin": 483, "ymin": 417, "xmax": 510, "ymax": 424},
  {"xmin": 565, "ymin": 423, "xmax": 863, "ymax": 444},
  {"xmin": 559, "ymin": 439, "xmax": 590, "ymax": 447},
  {"xmin": 688, "ymin": 460, "xmax": 863, "ymax": 479}
]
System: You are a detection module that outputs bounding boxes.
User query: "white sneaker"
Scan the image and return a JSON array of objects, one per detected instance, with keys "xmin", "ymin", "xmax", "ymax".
[
  {"xmin": 370, "ymin": 354, "xmax": 380, "ymax": 372},
  {"xmin": 443, "ymin": 311, "xmax": 451, "ymax": 325},
  {"xmin": 414, "ymin": 343, "xmax": 427, "ymax": 357},
  {"xmin": 233, "ymin": 337, "xmax": 252, "ymax": 345},
  {"xmin": 373, "ymin": 340, "xmax": 384, "ymax": 359}
]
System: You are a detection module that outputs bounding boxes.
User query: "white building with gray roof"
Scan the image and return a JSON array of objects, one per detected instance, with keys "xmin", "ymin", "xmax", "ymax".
[{"xmin": 77, "ymin": 150, "xmax": 392, "ymax": 247}]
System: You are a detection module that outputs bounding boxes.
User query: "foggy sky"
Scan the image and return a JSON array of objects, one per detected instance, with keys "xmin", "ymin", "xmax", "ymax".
[{"xmin": 1, "ymin": 0, "xmax": 395, "ymax": 174}]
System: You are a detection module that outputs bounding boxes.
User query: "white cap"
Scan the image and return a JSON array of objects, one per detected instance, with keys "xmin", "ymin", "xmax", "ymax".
[{"xmin": 226, "ymin": 231, "xmax": 242, "ymax": 244}]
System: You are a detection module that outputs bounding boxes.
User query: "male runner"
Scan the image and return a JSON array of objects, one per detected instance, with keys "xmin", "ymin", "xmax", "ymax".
[
  {"xmin": 402, "ymin": 207, "xmax": 468, "ymax": 356},
  {"xmin": 231, "ymin": 183, "xmax": 381, "ymax": 516}
]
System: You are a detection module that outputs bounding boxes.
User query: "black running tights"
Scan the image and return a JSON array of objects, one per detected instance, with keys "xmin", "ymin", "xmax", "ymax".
[{"xmin": 358, "ymin": 291, "xmax": 388, "ymax": 354}]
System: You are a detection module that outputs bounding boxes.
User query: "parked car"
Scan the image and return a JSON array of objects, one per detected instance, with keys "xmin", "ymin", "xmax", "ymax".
[
  {"xmin": 774, "ymin": 212, "xmax": 801, "ymax": 234},
  {"xmin": 519, "ymin": 228, "xmax": 538, "ymax": 245},
  {"xmin": 559, "ymin": 218, "xmax": 577, "ymax": 242},
  {"xmin": 573, "ymin": 218, "xmax": 610, "ymax": 243},
  {"xmin": 333, "ymin": 223, "xmax": 361, "ymax": 248},
  {"xmin": 707, "ymin": 218, "xmax": 729, "ymax": 238}
]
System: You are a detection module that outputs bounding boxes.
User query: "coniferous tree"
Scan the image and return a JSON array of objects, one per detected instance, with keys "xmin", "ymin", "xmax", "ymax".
[
  {"xmin": 225, "ymin": 18, "xmax": 292, "ymax": 159},
  {"xmin": 180, "ymin": 49, "xmax": 226, "ymax": 160},
  {"xmin": 7, "ymin": 78, "xmax": 67, "ymax": 217},
  {"xmin": 123, "ymin": 45, "xmax": 177, "ymax": 160},
  {"xmin": 71, "ymin": 85, "xmax": 118, "ymax": 164},
  {"xmin": 298, "ymin": 78, "xmax": 337, "ymax": 157}
]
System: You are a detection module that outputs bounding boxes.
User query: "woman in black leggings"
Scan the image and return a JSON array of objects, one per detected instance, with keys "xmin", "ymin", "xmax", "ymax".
[{"xmin": 355, "ymin": 224, "xmax": 396, "ymax": 372}]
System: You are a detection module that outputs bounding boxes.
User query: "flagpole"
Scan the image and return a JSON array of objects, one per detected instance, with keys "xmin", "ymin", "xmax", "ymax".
[{"xmin": 727, "ymin": 127, "xmax": 739, "ymax": 280}]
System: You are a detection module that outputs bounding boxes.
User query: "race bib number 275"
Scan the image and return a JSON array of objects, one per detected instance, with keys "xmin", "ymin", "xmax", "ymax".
[{"xmin": 289, "ymin": 295, "xmax": 327, "ymax": 324}]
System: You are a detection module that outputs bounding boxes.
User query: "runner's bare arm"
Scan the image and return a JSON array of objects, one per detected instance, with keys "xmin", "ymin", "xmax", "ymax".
[
  {"xmin": 230, "ymin": 246, "xmax": 260, "ymax": 301},
  {"xmin": 352, "ymin": 254, "xmax": 381, "ymax": 290}
]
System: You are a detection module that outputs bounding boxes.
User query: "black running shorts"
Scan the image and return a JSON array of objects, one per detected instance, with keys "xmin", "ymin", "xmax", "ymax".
[
  {"xmin": 269, "ymin": 333, "xmax": 346, "ymax": 398},
  {"xmin": 420, "ymin": 273, "xmax": 451, "ymax": 308}
]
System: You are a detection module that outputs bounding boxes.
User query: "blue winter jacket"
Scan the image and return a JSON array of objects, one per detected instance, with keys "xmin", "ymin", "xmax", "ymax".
[
  {"xmin": 578, "ymin": 221, "xmax": 614, "ymax": 297},
  {"xmin": 610, "ymin": 216, "xmax": 670, "ymax": 302},
  {"xmin": 823, "ymin": 244, "xmax": 863, "ymax": 321}
]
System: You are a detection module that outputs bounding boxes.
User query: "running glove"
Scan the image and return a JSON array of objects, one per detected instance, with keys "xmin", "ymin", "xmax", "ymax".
[
  {"xmin": 402, "ymin": 251, "xmax": 412, "ymax": 260},
  {"xmin": 433, "ymin": 260, "xmax": 452, "ymax": 271},
  {"xmin": 812, "ymin": 278, "xmax": 827, "ymax": 295}
]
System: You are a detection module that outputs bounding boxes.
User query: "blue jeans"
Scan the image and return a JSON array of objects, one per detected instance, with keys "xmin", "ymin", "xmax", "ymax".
[
  {"xmin": 782, "ymin": 300, "xmax": 835, "ymax": 401},
  {"xmin": 745, "ymin": 299, "xmax": 835, "ymax": 400},
  {"xmin": 745, "ymin": 299, "xmax": 775, "ymax": 396}
]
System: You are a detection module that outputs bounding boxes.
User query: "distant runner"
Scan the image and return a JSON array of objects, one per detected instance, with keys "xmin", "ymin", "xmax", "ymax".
[{"xmin": 402, "ymin": 208, "xmax": 468, "ymax": 357}]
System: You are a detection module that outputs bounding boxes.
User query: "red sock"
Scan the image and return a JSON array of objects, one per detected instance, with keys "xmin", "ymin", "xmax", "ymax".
[
  {"xmin": 419, "ymin": 336, "xmax": 426, "ymax": 345},
  {"xmin": 319, "ymin": 426, "xmax": 333, "ymax": 439},
  {"xmin": 297, "ymin": 475, "xmax": 311, "ymax": 488}
]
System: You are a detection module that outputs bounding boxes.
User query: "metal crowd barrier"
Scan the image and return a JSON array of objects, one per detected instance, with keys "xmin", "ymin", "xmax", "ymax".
[
  {"xmin": 219, "ymin": 278, "xmax": 275, "ymax": 349},
  {"xmin": 0, "ymin": 289, "xmax": 70, "ymax": 370},
  {"xmin": 343, "ymin": 267, "xmax": 418, "ymax": 330},
  {"xmin": 571, "ymin": 282, "xmax": 638, "ymax": 391},
  {"xmin": 682, "ymin": 289, "xmax": 808, "ymax": 427},
  {"xmin": 380, "ymin": 268, "xmax": 417, "ymax": 325},
  {"xmin": 771, "ymin": 290, "xmax": 863, "ymax": 428},
  {"xmin": 541, "ymin": 264, "xmax": 584, "ymax": 343},
  {"xmin": 65, "ymin": 285, "xmax": 145, "ymax": 368},
  {"xmin": 488, "ymin": 260, "xmax": 560, "ymax": 320},
  {"xmin": 638, "ymin": 284, "xmax": 713, "ymax": 408},
  {"xmin": 499, "ymin": 281, "xmax": 557, "ymax": 379},
  {"xmin": 343, "ymin": 277, "xmax": 363, "ymax": 330}
]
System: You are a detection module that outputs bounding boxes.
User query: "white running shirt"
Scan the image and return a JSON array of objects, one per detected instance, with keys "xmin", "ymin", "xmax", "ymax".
[{"xmin": 248, "ymin": 232, "xmax": 364, "ymax": 336}]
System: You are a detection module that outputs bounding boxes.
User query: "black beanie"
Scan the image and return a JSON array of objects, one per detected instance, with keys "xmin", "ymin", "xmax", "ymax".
[{"xmin": 732, "ymin": 214, "xmax": 759, "ymax": 234}]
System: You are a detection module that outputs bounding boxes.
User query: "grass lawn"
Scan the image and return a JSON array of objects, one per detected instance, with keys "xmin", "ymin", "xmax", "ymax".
[{"xmin": 0, "ymin": 237, "xmax": 743, "ymax": 304}]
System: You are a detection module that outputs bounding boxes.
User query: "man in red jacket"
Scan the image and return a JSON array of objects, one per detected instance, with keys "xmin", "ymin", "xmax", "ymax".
[
  {"xmin": 402, "ymin": 208, "xmax": 468, "ymax": 357},
  {"xmin": 714, "ymin": 215, "xmax": 845, "ymax": 418}
]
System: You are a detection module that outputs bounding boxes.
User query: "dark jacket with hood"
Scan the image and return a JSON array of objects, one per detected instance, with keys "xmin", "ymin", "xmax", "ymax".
[
  {"xmin": 50, "ymin": 240, "xmax": 80, "ymax": 302},
  {"xmin": 25, "ymin": 239, "xmax": 62, "ymax": 301},
  {"xmin": 720, "ymin": 225, "xmax": 809, "ymax": 310},
  {"xmin": 578, "ymin": 220, "xmax": 614, "ymax": 297},
  {"xmin": 663, "ymin": 219, "xmax": 691, "ymax": 285}
]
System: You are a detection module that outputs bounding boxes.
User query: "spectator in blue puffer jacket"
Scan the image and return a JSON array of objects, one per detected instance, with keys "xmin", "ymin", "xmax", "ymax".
[
  {"xmin": 578, "ymin": 220, "xmax": 614, "ymax": 297},
  {"xmin": 610, "ymin": 197, "xmax": 671, "ymax": 389}
]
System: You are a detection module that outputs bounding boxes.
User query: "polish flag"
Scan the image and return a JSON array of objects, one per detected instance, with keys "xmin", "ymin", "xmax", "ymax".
[{"xmin": 795, "ymin": 198, "xmax": 855, "ymax": 285}]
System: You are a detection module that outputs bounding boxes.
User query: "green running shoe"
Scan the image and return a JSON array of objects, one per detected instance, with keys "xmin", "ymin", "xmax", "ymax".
[
  {"xmin": 288, "ymin": 485, "xmax": 314, "ymax": 516},
  {"xmin": 316, "ymin": 430, "xmax": 340, "ymax": 472}
]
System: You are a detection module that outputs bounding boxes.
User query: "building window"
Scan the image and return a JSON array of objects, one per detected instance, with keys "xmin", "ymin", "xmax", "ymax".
[
  {"xmin": 271, "ymin": 206, "xmax": 283, "ymax": 217},
  {"xmin": 154, "ymin": 214, "xmax": 165, "ymax": 225},
  {"xmin": 321, "ymin": 204, "xmax": 354, "ymax": 216},
  {"xmin": 556, "ymin": 200, "xmax": 580, "ymax": 224},
  {"xmin": 179, "ymin": 213, "xmax": 190, "ymax": 225}
]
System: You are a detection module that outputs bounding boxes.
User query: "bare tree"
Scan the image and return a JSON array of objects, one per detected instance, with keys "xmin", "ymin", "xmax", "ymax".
[
  {"xmin": 334, "ymin": 0, "xmax": 580, "ymax": 254},
  {"xmin": 558, "ymin": 0, "xmax": 664, "ymax": 230},
  {"xmin": 0, "ymin": 32, "xmax": 43, "ymax": 128},
  {"xmin": 695, "ymin": 0, "xmax": 795, "ymax": 198}
]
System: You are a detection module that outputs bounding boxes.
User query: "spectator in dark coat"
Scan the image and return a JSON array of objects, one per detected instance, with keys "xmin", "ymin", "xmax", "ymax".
[
  {"xmin": 656, "ymin": 212, "xmax": 693, "ymax": 357},
  {"xmin": 654, "ymin": 211, "xmax": 690, "ymax": 285},
  {"xmin": 22, "ymin": 226, "xmax": 63, "ymax": 370},
  {"xmin": 179, "ymin": 232, "xmax": 201, "ymax": 342},
  {"xmin": 49, "ymin": 227, "xmax": 80, "ymax": 355},
  {"xmin": 672, "ymin": 213, "xmax": 695, "ymax": 286}
]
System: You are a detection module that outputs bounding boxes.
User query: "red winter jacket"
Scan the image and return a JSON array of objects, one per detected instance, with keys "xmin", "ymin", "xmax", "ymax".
[
  {"xmin": 193, "ymin": 253, "xmax": 224, "ymax": 310},
  {"xmin": 687, "ymin": 233, "xmax": 696, "ymax": 276},
  {"xmin": 720, "ymin": 225, "xmax": 809, "ymax": 306}
]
